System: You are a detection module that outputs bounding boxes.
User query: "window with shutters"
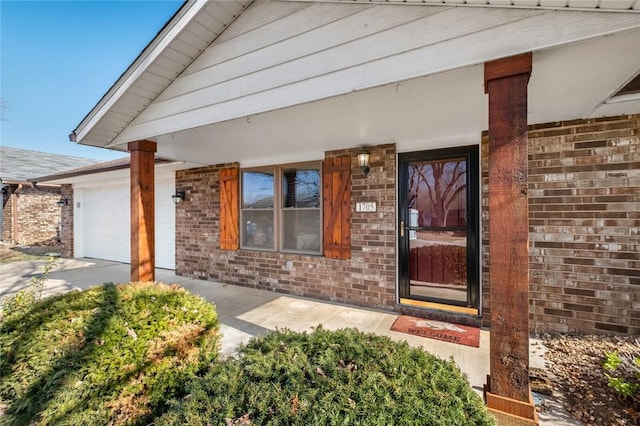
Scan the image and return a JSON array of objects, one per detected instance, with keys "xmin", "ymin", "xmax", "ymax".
[
  {"xmin": 322, "ymin": 156, "xmax": 351, "ymax": 260},
  {"xmin": 241, "ymin": 162, "xmax": 322, "ymax": 254},
  {"xmin": 220, "ymin": 167, "xmax": 239, "ymax": 250}
]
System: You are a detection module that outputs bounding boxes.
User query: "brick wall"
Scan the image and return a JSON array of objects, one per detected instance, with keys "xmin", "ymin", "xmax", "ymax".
[
  {"xmin": 60, "ymin": 184, "xmax": 74, "ymax": 257},
  {"xmin": 15, "ymin": 186, "xmax": 62, "ymax": 246},
  {"xmin": 483, "ymin": 114, "xmax": 640, "ymax": 335},
  {"xmin": 1, "ymin": 185, "xmax": 62, "ymax": 246},
  {"xmin": 2, "ymin": 187, "xmax": 14, "ymax": 242},
  {"xmin": 175, "ymin": 144, "xmax": 397, "ymax": 310}
]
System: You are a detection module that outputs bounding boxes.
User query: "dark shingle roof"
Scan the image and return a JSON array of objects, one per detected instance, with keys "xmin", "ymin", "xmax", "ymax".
[
  {"xmin": 31, "ymin": 157, "xmax": 171, "ymax": 183},
  {"xmin": 0, "ymin": 146, "xmax": 101, "ymax": 183}
]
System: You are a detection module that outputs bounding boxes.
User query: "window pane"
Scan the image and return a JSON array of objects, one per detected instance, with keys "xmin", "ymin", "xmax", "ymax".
[
  {"xmin": 282, "ymin": 168, "xmax": 320, "ymax": 208},
  {"xmin": 243, "ymin": 210, "xmax": 274, "ymax": 249},
  {"xmin": 243, "ymin": 171, "xmax": 274, "ymax": 209},
  {"xmin": 408, "ymin": 230, "xmax": 467, "ymax": 302},
  {"xmin": 282, "ymin": 210, "xmax": 320, "ymax": 252},
  {"xmin": 407, "ymin": 158, "xmax": 467, "ymax": 227}
]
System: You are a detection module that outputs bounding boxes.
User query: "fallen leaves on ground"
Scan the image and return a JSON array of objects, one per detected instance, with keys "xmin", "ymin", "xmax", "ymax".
[{"xmin": 542, "ymin": 335, "xmax": 639, "ymax": 426}]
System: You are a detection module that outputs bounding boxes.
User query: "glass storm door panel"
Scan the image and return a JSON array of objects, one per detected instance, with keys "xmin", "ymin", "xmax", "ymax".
[{"xmin": 398, "ymin": 147, "xmax": 479, "ymax": 308}]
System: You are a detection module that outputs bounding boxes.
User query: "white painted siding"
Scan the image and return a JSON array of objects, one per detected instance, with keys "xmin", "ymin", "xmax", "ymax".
[
  {"xmin": 78, "ymin": 0, "xmax": 251, "ymax": 148},
  {"xmin": 112, "ymin": 2, "xmax": 640, "ymax": 146}
]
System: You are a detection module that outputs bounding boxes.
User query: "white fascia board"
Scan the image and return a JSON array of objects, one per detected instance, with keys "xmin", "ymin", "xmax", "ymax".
[
  {"xmin": 43, "ymin": 162, "xmax": 194, "ymax": 188},
  {"xmin": 74, "ymin": 0, "xmax": 208, "ymax": 144},
  {"xmin": 286, "ymin": 0, "xmax": 640, "ymax": 13},
  {"xmin": 606, "ymin": 92, "xmax": 640, "ymax": 103}
]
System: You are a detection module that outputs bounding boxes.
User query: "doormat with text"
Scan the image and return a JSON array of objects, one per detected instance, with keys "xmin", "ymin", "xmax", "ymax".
[{"xmin": 391, "ymin": 315, "xmax": 480, "ymax": 348}]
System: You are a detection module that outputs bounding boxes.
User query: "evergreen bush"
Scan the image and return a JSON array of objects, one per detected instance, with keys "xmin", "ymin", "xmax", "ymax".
[
  {"xmin": 0, "ymin": 282, "xmax": 220, "ymax": 426},
  {"xmin": 158, "ymin": 327, "xmax": 495, "ymax": 426}
]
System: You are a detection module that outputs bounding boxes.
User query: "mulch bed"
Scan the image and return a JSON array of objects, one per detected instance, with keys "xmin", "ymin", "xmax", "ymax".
[{"xmin": 542, "ymin": 335, "xmax": 640, "ymax": 426}]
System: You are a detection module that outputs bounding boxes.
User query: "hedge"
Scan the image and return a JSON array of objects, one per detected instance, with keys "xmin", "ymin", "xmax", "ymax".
[
  {"xmin": 158, "ymin": 327, "xmax": 495, "ymax": 426},
  {"xmin": 0, "ymin": 282, "xmax": 220, "ymax": 426}
]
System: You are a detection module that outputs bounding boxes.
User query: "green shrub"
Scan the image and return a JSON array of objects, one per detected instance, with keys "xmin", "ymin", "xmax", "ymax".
[
  {"xmin": 603, "ymin": 350, "xmax": 640, "ymax": 400},
  {"xmin": 157, "ymin": 327, "xmax": 495, "ymax": 426},
  {"xmin": 0, "ymin": 282, "xmax": 220, "ymax": 426}
]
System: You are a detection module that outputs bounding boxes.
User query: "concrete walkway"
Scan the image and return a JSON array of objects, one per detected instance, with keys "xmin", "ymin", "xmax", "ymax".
[{"xmin": 0, "ymin": 257, "xmax": 580, "ymax": 425}]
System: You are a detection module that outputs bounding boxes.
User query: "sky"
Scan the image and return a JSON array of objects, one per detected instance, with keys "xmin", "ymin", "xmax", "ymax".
[{"xmin": 1, "ymin": 0, "xmax": 183, "ymax": 161}]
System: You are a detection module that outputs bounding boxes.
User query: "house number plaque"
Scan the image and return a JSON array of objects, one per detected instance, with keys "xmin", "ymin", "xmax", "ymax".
[{"xmin": 356, "ymin": 202, "xmax": 377, "ymax": 212}]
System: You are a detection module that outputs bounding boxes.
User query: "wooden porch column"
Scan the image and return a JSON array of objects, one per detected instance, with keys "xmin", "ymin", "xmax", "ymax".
[
  {"xmin": 128, "ymin": 140, "xmax": 156, "ymax": 282},
  {"xmin": 484, "ymin": 52, "xmax": 536, "ymax": 424}
]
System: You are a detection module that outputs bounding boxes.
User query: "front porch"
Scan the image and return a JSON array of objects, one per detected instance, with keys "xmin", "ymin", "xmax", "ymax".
[{"xmin": 0, "ymin": 255, "xmax": 580, "ymax": 425}]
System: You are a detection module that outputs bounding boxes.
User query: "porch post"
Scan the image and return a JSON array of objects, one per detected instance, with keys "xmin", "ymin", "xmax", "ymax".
[
  {"xmin": 128, "ymin": 140, "xmax": 156, "ymax": 282},
  {"xmin": 484, "ymin": 52, "xmax": 536, "ymax": 422}
]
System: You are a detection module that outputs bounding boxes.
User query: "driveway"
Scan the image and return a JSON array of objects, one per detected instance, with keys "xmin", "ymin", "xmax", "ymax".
[{"xmin": 0, "ymin": 257, "xmax": 580, "ymax": 425}]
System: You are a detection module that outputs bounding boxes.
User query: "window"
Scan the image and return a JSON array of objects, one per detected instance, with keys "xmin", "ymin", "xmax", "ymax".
[
  {"xmin": 241, "ymin": 170, "xmax": 275, "ymax": 250},
  {"xmin": 241, "ymin": 163, "xmax": 321, "ymax": 254}
]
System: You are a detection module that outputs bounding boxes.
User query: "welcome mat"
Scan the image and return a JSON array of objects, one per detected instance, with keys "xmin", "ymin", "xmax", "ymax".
[{"xmin": 391, "ymin": 315, "xmax": 480, "ymax": 348}]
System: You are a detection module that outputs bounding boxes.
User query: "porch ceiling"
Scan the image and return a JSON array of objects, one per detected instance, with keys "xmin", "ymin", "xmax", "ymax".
[
  {"xmin": 148, "ymin": 28, "xmax": 640, "ymax": 167},
  {"xmin": 72, "ymin": 1, "xmax": 640, "ymax": 167}
]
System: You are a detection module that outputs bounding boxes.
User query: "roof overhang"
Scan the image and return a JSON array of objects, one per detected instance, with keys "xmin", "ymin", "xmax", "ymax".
[
  {"xmin": 72, "ymin": 0, "xmax": 252, "ymax": 146},
  {"xmin": 302, "ymin": 0, "xmax": 640, "ymax": 13},
  {"xmin": 30, "ymin": 158, "xmax": 198, "ymax": 186},
  {"xmin": 72, "ymin": 0, "xmax": 640, "ymax": 167},
  {"xmin": 1, "ymin": 180, "xmax": 58, "ymax": 188}
]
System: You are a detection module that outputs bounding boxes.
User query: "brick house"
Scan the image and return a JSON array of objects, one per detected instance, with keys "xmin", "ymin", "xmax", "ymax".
[
  {"xmin": 32, "ymin": 157, "xmax": 184, "ymax": 262},
  {"xmin": 0, "ymin": 147, "xmax": 99, "ymax": 246},
  {"xmin": 43, "ymin": 1, "xmax": 640, "ymax": 418}
]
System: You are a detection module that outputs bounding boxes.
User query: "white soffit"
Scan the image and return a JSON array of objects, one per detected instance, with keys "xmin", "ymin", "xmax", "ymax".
[
  {"xmin": 74, "ymin": 0, "xmax": 640, "ymax": 152},
  {"xmin": 74, "ymin": 0, "xmax": 252, "ymax": 147},
  {"xmin": 109, "ymin": 4, "xmax": 640, "ymax": 148},
  {"xmin": 311, "ymin": 0, "xmax": 640, "ymax": 12},
  {"xmin": 148, "ymin": 28, "xmax": 640, "ymax": 168}
]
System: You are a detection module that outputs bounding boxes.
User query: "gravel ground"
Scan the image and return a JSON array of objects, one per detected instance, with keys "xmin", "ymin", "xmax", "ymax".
[{"xmin": 542, "ymin": 335, "xmax": 640, "ymax": 426}]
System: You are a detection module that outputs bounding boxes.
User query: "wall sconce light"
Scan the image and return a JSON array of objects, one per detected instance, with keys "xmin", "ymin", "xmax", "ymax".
[
  {"xmin": 56, "ymin": 198, "xmax": 68, "ymax": 207},
  {"xmin": 172, "ymin": 190, "xmax": 186, "ymax": 204},
  {"xmin": 357, "ymin": 151, "xmax": 371, "ymax": 177}
]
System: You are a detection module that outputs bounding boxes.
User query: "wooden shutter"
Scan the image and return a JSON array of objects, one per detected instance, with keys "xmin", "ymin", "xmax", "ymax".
[
  {"xmin": 219, "ymin": 166, "xmax": 239, "ymax": 250},
  {"xmin": 323, "ymin": 156, "xmax": 351, "ymax": 259}
]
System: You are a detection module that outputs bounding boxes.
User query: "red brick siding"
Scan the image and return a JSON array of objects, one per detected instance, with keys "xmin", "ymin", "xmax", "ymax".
[
  {"xmin": 175, "ymin": 144, "xmax": 397, "ymax": 310},
  {"xmin": 483, "ymin": 114, "xmax": 640, "ymax": 335},
  {"xmin": 2, "ymin": 188, "xmax": 14, "ymax": 242},
  {"xmin": 1, "ymin": 185, "xmax": 62, "ymax": 246}
]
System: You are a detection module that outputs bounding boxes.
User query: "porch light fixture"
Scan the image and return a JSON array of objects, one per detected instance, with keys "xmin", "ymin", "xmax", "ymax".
[
  {"xmin": 172, "ymin": 190, "xmax": 185, "ymax": 204},
  {"xmin": 357, "ymin": 151, "xmax": 371, "ymax": 177},
  {"xmin": 56, "ymin": 198, "xmax": 68, "ymax": 207}
]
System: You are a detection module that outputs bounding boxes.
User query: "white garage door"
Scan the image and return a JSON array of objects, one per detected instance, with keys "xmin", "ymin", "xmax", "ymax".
[{"xmin": 75, "ymin": 176, "xmax": 175, "ymax": 269}]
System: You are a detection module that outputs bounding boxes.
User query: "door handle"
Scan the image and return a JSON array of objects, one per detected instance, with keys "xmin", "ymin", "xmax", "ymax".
[{"xmin": 400, "ymin": 220, "xmax": 405, "ymax": 238}]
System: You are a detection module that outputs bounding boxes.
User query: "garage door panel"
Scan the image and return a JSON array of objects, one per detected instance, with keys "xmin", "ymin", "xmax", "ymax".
[
  {"xmin": 155, "ymin": 179, "xmax": 175, "ymax": 269},
  {"xmin": 80, "ymin": 176, "xmax": 175, "ymax": 269}
]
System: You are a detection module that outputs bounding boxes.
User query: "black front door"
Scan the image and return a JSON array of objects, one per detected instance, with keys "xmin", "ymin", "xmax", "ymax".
[{"xmin": 398, "ymin": 146, "xmax": 479, "ymax": 309}]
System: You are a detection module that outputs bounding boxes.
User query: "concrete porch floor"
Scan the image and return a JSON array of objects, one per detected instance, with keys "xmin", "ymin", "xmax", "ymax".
[{"xmin": 0, "ymin": 257, "xmax": 580, "ymax": 426}]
